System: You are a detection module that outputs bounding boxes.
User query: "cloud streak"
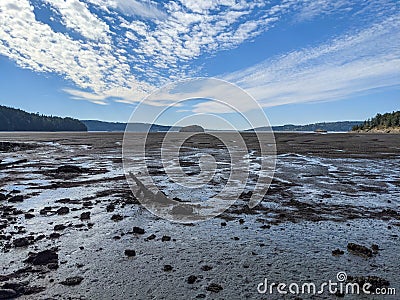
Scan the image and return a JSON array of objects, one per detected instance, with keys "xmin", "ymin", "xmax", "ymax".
[{"xmin": 223, "ymin": 14, "xmax": 400, "ymax": 109}]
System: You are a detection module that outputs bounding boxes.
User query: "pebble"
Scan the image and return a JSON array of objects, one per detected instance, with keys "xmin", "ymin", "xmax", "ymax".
[
  {"xmin": 187, "ymin": 275, "xmax": 197, "ymax": 284},
  {"xmin": 54, "ymin": 224, "xmax": 66, "ymax": 231},
  {"xmin": 347, "ymin": 243, "xmax": 373, "ymax": 257},
  {"xmin": 124, "ymin": 249, "xmax": 136, "ymax": 257},
  {"xmin": 206, "ymin": 283, "xmax": 223, "ymax": 293},
  {"xmin": 56, "ymin": 207, "xmax": 69, "ymax": 215},
  {"xmin": 332, "ymin": 249, "xmax": 344, "ymax": 256},
  {"xmin": 80, "ymin": 212, "xmax": 91, "ymax": 221},
  {"xmin": 25, "ymin": 249, "xmax": 58, "ymax": 265},
  {"xmin": 13, "ymin": 237, "xmax": 30, "ymax": 247},
  {"xmin": 132, "ymin": 227, "xmax": 145, "ymax": 234},
  {"xmin": 161, "ymin": 236, "xmax": 171, "ymax": 242},
  {"xmin": 60, "ymin": 276, "xmax": 84, "ymax": 286},
  {"xmin": 111, "ymin": 214, "xmax": 123, "ymax": 222},
  {"xmin": 163, "ymin": 265, "xmax": 173, "ymax": 272}
]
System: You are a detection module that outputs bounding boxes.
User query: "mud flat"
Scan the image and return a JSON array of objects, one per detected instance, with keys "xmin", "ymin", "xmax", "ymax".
[{"xmin": 0, "ymin": 132, "xmax": 399, "ymax": 299}]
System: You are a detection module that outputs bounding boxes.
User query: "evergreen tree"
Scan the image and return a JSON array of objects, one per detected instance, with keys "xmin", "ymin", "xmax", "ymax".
[
  {"xmin": 353, "ymin": 111, "xmax": 400, "ymax": 131},
  {"xmin": 0, "ymin": 105, "xmax": 87, "ymax": 131}
]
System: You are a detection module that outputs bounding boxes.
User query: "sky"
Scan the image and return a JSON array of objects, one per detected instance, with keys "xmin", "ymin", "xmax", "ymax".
[{"xmin": 0, "ymin": 0, "xmax": 399, "ymax": 127}]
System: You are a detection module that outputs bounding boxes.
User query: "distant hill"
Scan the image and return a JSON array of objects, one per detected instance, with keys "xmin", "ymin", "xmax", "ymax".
[
  {"xmin": 179, "ymin": 125, "xmax": 204, "ymax": 132},
  {"xmin": 352, "ymin": 111, "xmax": 400, "ymax": 133},
  {"xmin": 81, "ymin": 120, "xmax": 126, "ymax": 132},
  {"xmin": 251, "ymin": 121, "xmax": 363, "ymax": 132},
  {"xmin": 82, "ymin": 120, "xmax": 181, "ymax": 132},
  {"xmin": 0, "ymin": 105, "xmax": 87, "ymax": 131}
]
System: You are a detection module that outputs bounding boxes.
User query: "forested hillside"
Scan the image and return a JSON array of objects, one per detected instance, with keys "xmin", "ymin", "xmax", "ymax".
[
  {"xmin": 0, "ymin": 105, "xmax": 87, "ymax": 131},
  {"xmin": 353, "ymin": 111, "xmax": 400, "ymax": 132}
]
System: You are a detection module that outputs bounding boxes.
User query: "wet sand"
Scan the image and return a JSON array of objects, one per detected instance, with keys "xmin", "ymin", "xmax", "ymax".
[{"xmin": 0, "ymin": 132, "xmax": 399, "ymax": 299}]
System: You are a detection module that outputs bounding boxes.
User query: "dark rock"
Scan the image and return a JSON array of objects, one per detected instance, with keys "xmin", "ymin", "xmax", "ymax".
[
  {"xmin": 347, "ymin": 275, "xmax": 390, "ymax": 290},
  {"xmin": 161, "ymin": 236, "xmax": 171, "ymax": 242},
  {"xmin": 8, "ymin": 195, "xmax": 23, "ymax": 203},
  {"xmin": 56, "ymin": 207, "xmax": 69, "ymax": 215},
  {"xmin": 239, "ymin": 219, "xmax": 245, "ymax": 224},
  {"xmin": 24, "ymin": 213, "xmax": 35, "ymax": 219},
  {"xmin": 332, "ymin": 249, "xmax": 344, "ymax": 256},
  {"xmin": 239, "ymin": 191, "xmax": 253, "ymax": 199},
  {"xmin": 206, "ymin": 283, "xmax": 223, "ymax": 293},
  {"xmin": 111, "ymin": 214, "xmax": 123, "ymax": 222},
  {"xmin": 21, "ymin": 285, "xmax": 46, "ymax": 295},
  {"xmin": 347, "ymin": 243, "xmax": 373, "ymax": 257},
  {"xmin": 0, "ymin": 193, "xmax": 6, "ymax": 201},
  {"xmin": 196, "ymin": 294, "xmax": 206, "ymax": 299},
  {"xmin": 82, "ymin": 201, "xmax": 93, "ymax": 207},
  {"xmin": 106, "ymin": 204, "xmax": 115, "ymax": 212},
  {"xmin": 80, "ymin": 212, "xmax": 91, "ymax": 221},
  {"xmin": 0, "ymin": 288, "xmax": 17, "ymax": 299},
  {"xmin": 35, "ymin": 234, "xmax": 45, "ymax": 241},
  {"xmin": 1, "ymin": 282, "xmax": 26, "ymax": 294},
  {"xmin": 381, "ymin": 209, "xmax": 398, "ymax": 216},
  {"xmin": 56, "ymin": 198, "xmax": 78, "ymax": 204},
  {"xmin": 54, "ymin": 224, "xmax": 66, "ymax": 231},
  {"xmin": 220, "ymin": 222, "xmax": 227, "ymax": 227},
  {"xmin": 163, "ymin": 265, "xmax": 173, "ymax": 272},
  {"xmin": 49, "ymin": 232, "xmax": 61, "ymax": 239},
  {"xmin": 201, "ymin": 265, "xmax": 212, "ymax": 271},
  {"xmin": 13, "ymin": 237, "xmax": 30, "ymax": 247},
  {"xmin": 124, "ymin": 249, "xmax": 136, "ymax": 257},
  {"xmin": 132, "ymin": 227, "xmax": 145, "ymax": 234},
  {"xmin": 145, "ymin": 234, "xmax": 156, "ymax": 241},
  {"xmin": 60, "ymin": 276, "xmax": 83, "ymax": 286},
  {"xmin": 25, "ymin": 249, "xmax": 58, "ymax": 265},
  {"xmin": 371, "ymin": 244, "xmax": 379, "ymax": 252},
  {"xmin": 39, "ymin": 207, "xmax": 51, "ymax": 215},
  {"xmin": 187, "ymin": 275, "xmax": 197, "ymax": 284},
  {"xmin": 56, "ymin": 165, "xmax": 82, "ymax": 173}
]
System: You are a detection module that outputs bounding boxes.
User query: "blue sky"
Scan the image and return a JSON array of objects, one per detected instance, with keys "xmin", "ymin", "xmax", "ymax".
[{"xmin": 0, "ymin": 0, "xmax": 399, "ymax": 126}]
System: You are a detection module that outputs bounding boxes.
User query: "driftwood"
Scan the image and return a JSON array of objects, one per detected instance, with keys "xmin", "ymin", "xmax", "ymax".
[
  {"xmin": 128, "ymin": 172, "xmax": 195, "ymax": 217},
  {"xmin": 128, "ymin": 172, "xmax": 176, "ymax": 205},
  {"xmin": 0, "ymin": 159, "xmax": 28, "ymax": 169}
]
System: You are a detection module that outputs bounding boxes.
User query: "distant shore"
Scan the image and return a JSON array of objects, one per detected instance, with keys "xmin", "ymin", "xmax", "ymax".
[{"xmin": 352, "ymin": 127, "xmax": 400, "ymax": 134}]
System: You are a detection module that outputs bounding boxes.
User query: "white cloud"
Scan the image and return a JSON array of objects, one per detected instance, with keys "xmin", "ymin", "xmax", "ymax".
[
  {"xmin": 295, "ymin": 0, "xmax": 398, "ymax": 22},
  {"xmin": 0, "ymin": 0, "xmax": 398, "ymax": 108},
  {"xmin": 223, "ymin": 14, "xmax": 400, "ymax": 108},
  {"xmin": 86, "ymin": 0, "xmax": 166, "ymax": 19},
  {"xmin": 44, "ymin": 0, "xmax": 110, "ymax": 41},
  {"xmin": 0, "ymin": 0, "xmax": 153, "ymax": 104}
]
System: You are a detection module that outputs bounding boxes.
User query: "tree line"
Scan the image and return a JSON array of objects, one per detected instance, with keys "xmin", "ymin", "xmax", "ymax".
[
  {"xmin": 352, "ymin": 111, "xmax": 400, "ymax": 131},
  {"xmin": 0, "ymin": 105, "xmax": 87, "ymax": 131}
]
